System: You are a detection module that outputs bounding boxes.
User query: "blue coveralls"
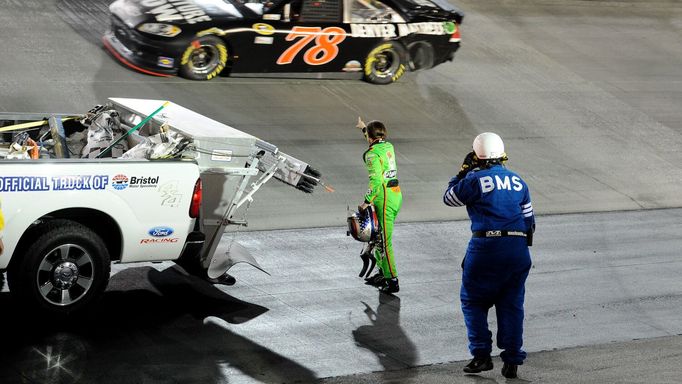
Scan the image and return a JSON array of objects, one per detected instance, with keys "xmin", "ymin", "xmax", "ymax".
[{"xmin": 443, "ymin": 164, "xmax": 534, "ymax": 365}]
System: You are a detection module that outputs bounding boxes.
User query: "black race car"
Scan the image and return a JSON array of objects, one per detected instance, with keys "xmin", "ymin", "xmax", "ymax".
[{"xmin": 103, "ymin": 0, "xmax": 463, "ymax": 84}]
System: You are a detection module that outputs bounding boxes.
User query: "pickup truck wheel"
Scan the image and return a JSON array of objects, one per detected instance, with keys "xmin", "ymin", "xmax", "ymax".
[
  {"xmin": 8, "ymin": 220, "xmax": 110, "ymax": 315},
  {"xmin": 364, "ymin": 42, "xmax": 407, "ymax": 85},
  {"xmin": 179, "ymin": 35, "xmax": 228, "ymax": 81}
]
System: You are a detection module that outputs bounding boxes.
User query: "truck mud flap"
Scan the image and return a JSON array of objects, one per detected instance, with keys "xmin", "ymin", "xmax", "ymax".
[{"xmin": 206, "ymin": 241, "xmax": 270, "ymax": 279}]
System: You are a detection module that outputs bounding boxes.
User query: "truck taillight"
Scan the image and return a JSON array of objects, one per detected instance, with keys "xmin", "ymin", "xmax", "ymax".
[{"xmin": 189, "ymin": 178, "xmax": 202, "ymax": 218}]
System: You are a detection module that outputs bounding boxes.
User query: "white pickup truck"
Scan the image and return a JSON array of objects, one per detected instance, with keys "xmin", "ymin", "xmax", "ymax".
[{"xmin": 0, "ymin": 98, "xmax": 320, "ymax": 315}]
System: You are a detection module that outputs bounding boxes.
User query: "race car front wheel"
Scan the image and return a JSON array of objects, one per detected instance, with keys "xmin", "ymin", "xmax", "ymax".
[
  {"xmin": 7, "ymin": 219, "xmax": 111, "ymax": 315},
  {"xmin": 179, "ymin": 35, "xmax": 228, "ymax": 81},
  {"xmin": 364, "ymin": 42, "xmax": 407, "ymax": 85}
]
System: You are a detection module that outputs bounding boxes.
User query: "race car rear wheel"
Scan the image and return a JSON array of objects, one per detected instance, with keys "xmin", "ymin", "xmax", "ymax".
[
  {"xmin": 179, "ymin": 35, "xmax": 228, "ymax": 81},
  {"xmin": 7, "ymin": 219, "xmax": 111, "ymax": 315},
  {"xmin": 364, "ymin": 42, "xmax": 406, "ymax": 85},
  {"xmin": 407, "ymin": 41, "xmax": 435, "ymax": 71}
]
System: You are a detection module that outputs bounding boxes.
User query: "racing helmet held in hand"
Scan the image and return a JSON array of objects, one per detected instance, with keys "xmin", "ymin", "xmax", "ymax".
[
  {"xmin": 473, "ymin": 132, "xmax": 505, "ymax": 160},
  {"xmin": 347, "ymin": 205, "xmax": 379, "ymax": 242}
]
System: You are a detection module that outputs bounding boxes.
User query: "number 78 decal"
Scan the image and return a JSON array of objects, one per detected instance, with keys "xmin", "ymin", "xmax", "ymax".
[{"xmin": 276, "ymin": 26, "xmax": 347, "ymax": 66}]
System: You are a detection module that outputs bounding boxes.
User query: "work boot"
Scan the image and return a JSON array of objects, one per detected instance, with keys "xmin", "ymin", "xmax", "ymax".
[
  {"xmin": 364, "ymin": 272, "xmax": 384, "ymax": 286},
  {"xmin": 463, "ymin": 356, "xmax": 493, "ymax": 373},
  {"xmin": 379, "ymin": 278, "xmax": 399, "ymax": 294},
  {"xmin": 501, "ymin": 363, "xmax": 518, "ymax": 379}
]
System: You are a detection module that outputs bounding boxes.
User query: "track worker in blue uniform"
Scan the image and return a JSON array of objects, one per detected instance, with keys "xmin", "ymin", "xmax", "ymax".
[
  {"xmin": 443, "ymin": 132, "xmax": 534, "ymax": 379},
  {"xmin": 357, "ymin": 118, "xmax": 403, "ymax": 294}
]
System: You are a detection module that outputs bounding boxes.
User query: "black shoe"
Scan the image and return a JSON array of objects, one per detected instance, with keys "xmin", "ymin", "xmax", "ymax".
[
  {"xmin": 501, "ymin": 363, "xmax": 518, "ymax": 378},
  {"xmin": 379, "ymin": 278, "xmax": 399, "ymax": 294},
  {"xmin": 364, "ymin": 272, "xmax": 385, "ymax": 286},
  {"xmin": 463, "ymin": 356, "xmax": 493, "ymax": 373},
  {"xmin": 206, "ymin": 273, "xmax": 236, "ymax": 286}
]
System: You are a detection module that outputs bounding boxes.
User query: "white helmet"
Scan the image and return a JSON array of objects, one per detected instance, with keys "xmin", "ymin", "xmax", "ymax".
[
  {"xmin": 347, "ymin": 205, "xmax": 379, "ymax": 242},
  {"xmin": 473, "ymin": 132, "xmax": 505, "ymax": 160}
]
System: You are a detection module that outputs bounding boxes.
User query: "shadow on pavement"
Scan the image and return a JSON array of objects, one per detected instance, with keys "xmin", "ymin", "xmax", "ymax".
[
  {"xmin": 0, "ymin": 266, "xmax": 317, "ymax": 384},
  {"xmin": 352, "ymin": 293, "xmax": 418, "ymax": 378}
]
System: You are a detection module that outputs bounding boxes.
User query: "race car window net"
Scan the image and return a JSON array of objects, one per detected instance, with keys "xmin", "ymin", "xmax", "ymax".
[
  {"xmin": 402, "ymin": 0, "xmax": 435, "ymax": 7},
  {"xmin": 299, "ymin": 0, "xmax": 341, "ymax": 23},
  {"xmin": 349, "ymin": 0, "xmax": 401, "ymax": 23},
  {"xmin": 401, "ymin": 0, "xmax": 456, "ymax": 11}
]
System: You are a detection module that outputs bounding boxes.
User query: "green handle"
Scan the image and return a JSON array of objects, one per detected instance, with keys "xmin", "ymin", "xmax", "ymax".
[{"xmin": 96, "ymin": 101, "xmax": 170, "ymax": 159}]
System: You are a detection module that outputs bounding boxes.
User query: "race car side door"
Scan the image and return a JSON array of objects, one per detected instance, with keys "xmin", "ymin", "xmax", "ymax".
[{"xmin": 227, "ymin": 0, "xmax": 393, "ymax": 75}]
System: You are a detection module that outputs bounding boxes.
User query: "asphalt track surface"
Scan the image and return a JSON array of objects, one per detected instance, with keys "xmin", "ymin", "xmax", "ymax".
[{"xmin": 1, "ymin": 0, "xmax": 682, "ymax": 383}]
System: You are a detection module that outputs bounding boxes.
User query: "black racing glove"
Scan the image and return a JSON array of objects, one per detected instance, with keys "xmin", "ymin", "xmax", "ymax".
[{"xmin": 457, "ymin": 151, "xmax": 478, "ymax": 179}]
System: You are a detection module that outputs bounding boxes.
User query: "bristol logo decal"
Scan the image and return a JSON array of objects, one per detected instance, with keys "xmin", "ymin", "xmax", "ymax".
[
  {"xmin": 112, "ymin": 174, "xmax": 129, "ymax": 190},
  {"xmin": 148, "ymin": 226, "xmax": 174, "ymax": 237}
]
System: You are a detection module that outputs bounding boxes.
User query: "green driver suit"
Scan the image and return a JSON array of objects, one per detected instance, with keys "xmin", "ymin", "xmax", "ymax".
[{"xmin": 363, "ymin": 140, "xmax": 403, "ymax": 279}]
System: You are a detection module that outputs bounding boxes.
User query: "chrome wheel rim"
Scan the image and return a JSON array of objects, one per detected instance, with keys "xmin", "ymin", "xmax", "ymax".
[
  {"xmin": 36, "ymin": 244, "xmax": 94, "ymax": 306},
  {"xmin": 189, "ymin": 45, "xmax": 220, "ymax": 73},
  {"xmin": 372, "ymin": 49, "xmax": 399, "ymax": 78}
]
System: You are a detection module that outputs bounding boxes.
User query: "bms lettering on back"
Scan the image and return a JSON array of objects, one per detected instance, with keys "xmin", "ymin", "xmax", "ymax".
[{"xmin": 443, "ymin": 166, "xmax": 534, "ymax": 233}]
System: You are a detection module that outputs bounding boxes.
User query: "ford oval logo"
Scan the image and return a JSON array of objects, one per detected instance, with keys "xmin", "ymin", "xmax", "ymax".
[{"xmin": 149, "ymin": 227, "xmax": 174, "ymax": 237}]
